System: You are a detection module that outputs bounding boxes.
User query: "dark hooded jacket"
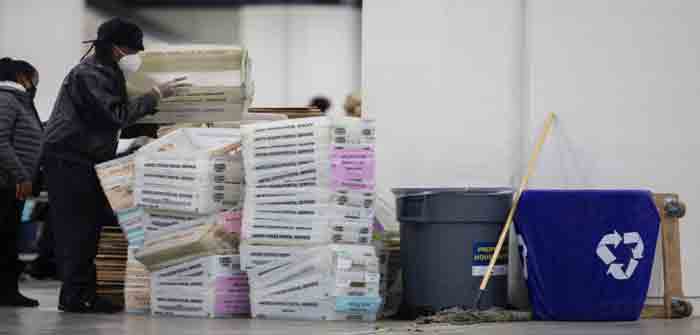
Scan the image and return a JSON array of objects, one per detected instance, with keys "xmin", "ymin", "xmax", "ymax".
[
  {"xmin": 0, "ymin": 83, "xmax": 43, "ymax": 187},
  {"xmin": 44, "ymin": 56, "xmax": 158, "ymax": 164}
]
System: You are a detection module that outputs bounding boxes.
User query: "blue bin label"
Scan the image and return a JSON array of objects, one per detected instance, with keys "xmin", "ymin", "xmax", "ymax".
[{"xmin": 472, "ymin": 241, "xmax": 508, "ymax": 277}]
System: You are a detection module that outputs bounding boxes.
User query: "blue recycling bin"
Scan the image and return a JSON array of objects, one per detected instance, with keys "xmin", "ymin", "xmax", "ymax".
[{"xmin": 514, "ymin": 190, "xmax": 660, "ymax": 321}]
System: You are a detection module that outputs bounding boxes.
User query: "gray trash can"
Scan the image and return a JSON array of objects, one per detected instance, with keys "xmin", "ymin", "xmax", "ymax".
[{"xmin": 393, "ymin": 187, "xmax": 512, "ymax": 318}]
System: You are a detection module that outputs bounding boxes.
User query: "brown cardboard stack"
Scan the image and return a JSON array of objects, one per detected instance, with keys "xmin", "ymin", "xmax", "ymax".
[
  {"xmin": 377, "ymin": 232, "xmax": 402, "ymax": 319},
  {"xmin": 248, "ymin": 107, "xmax": 323, "ymax": 119},
  {"xmin": 125, "ymin": 248, "xmax": 151, "ymax": 313},
  {"xmin": 96, "ymin": 226, "xmax": 129, "ymax": 306}
]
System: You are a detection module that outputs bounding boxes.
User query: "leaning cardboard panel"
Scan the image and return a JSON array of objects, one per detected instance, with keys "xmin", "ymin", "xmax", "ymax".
[
  {"xmin": 96, "ymin": 154, "xmax": 136, "ymax": 211},
  {"xmin": 134, "ymin": 222, "xmax": 239, "ymax": 272},
  {"xmin": 127, "ymin": 45, "xmax": 254, "ymax": 124}
]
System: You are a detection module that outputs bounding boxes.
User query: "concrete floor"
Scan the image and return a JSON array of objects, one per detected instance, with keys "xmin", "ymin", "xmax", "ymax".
[{"xmin": 1, "ymin": 280, "xmax": 698, "ymax": 335}]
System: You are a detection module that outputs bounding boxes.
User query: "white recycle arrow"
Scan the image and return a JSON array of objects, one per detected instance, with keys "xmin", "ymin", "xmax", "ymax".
[
  {"xmin": 596, "ymin": 231, "xmax": 622, "ymax": 265},
  {"xmin": 607, "ymin": 263, "xmax": 628, "ymax": 280},
  {"xmin": 624, "ymin": 232, "xmax": 644, "ymax": 259},
  {"xmin": 606, "ymin": 259, "xmax": 639, "ymax": 280},
  {"xmin": 597, "ymin": 230, "xmax": 645, "ymax": 281},
  {"xmin": 599, "ymin": 230, "xmax": 623, "ymax": 247},
  {"xmin": 626, "ymin": 259, "xmax": 639, "ymax": 278}
]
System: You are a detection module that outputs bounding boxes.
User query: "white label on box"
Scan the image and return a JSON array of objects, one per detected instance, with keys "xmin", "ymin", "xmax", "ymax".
[
  {"xmin": 365, "ymin": 272, "xmax": 380, "ymax": 284},
  {"xmin": 336, "ymin": 279, "xmax": 351, "ymax": 288},
  {"xmin": 337, "ymin": 258, "xmax": 352, "ymax": 270}
]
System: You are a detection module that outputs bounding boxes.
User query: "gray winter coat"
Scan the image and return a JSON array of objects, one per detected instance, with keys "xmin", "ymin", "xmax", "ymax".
[
  {"xmin": 44, "ymin": 56, "xmax": 159, "ymax": 164},
  {"xmin": 0, "ymin": 83, "xmax": 43, "ymax": 188}
]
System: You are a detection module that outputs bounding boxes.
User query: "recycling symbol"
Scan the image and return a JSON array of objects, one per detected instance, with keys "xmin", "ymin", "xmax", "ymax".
[{"xmin": 596, "ymin": 231, "xmax": 644, "ymax": 280}]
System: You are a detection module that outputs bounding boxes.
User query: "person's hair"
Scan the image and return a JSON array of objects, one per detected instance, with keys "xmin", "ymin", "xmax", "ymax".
[
  {"xmin": 93, "ymin": 40, "xmax": 115, "ymax": 64},
  {"xmin": 13, "ymin": 60, "xmax": 37, "ymax": 82},
  {"xmin": 0, "ymin": 57, "xmax": 37, "ymax": 83},
  {"xmin": 0, "ymin": 58, "xmax": 17, "ymax": 82},
  {"xmin": 309, "ymin": 96, "xmax": 331, "ymax": 114},
  {"xmin": 344, "ymin": 92, "xmax": 361, "ymax": 117}
]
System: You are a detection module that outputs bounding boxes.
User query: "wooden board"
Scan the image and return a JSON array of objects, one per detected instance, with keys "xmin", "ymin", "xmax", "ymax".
[
  {"xmin": 248, "ymin": 107, "xmax": 324, "ymax": 119},
  {"xmin": 653, "ymin": 193, "xmax": 685, "ymax": 319}
]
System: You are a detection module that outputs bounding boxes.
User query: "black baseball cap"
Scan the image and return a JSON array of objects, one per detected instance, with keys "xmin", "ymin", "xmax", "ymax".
[{"xmin": 93, "ymin": 18, "xmax": 145, "ymax": 51}]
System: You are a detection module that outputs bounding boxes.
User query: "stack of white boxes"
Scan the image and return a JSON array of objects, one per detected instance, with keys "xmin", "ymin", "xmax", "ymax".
[
  {"xmin": 134, "ymin": 127, "xmax": 244, "ymax": 216},
  {"xmin": 151, "ymin": 255, "xmax": 250, "ymax": 318},
  {"xmin": 240, "ymin": 117, "xmax": 376, "ymax": 247},
  {"xmin": 247, "ymin": 244, "xmax": 381, "ymax": 321},
  {"xmin": 127, "ymin": 127, "xmax": 250, "ymax": 318},
  {"xmin": 240, "ymin": 117, "xmax": 380, "ymax": 320}
]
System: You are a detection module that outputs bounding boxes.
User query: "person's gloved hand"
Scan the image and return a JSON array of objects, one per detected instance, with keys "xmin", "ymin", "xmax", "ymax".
[{"xmin": 153, "ymin": 76, "xmax": 191, "ymax": 99}]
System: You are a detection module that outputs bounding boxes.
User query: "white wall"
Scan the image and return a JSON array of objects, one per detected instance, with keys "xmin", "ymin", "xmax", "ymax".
[
  {"xmin": 286, "ymin": 6, "xmax": 361, "ymax": 114},
  {"xmin": 137, "ymin": 7, "xmax": 239, "ymax": 44},
  {"xmin": 363, "ymin": 0, "xmax": 527, "ymax": 307},
  {"xmin": 240, "ymin": 5, "xmax": 361, "ymax": 114},
  {"xmin": 363, "ymin": 0, "xmax": 523, "ymax": 227},
  {"xmin": 238, "ymin": 6, "xmax": 289, "ymax": 107},
  {"xmin": 0, "ymin": 0, "xmax": 84, "ymax": 121},
  {"xmin": 526, "ymin": 0, "xmax": 700, "ymax": 300}
]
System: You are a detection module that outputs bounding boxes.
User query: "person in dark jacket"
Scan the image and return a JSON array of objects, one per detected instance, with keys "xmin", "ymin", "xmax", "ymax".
[
  {"xmin": 43, "ymin": 18, "xmax": 187, "ymax": 314},
  {"xmin": 0, "ymin": 57, "xmax": 43, "ymax": 307}
]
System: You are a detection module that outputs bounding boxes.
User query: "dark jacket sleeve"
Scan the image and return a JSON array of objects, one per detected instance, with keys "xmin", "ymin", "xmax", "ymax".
[
  {"xmin": 0, "ymin": 102, "xmax": 30, "ymax": 182},
  {"xmin": 71, "ymin": 70, "xmax": 159, "ymax": 129}
]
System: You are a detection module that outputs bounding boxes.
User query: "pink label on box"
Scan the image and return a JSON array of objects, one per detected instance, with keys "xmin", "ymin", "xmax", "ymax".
[
  {"xmin": 213, "ymin": 295, "xmax": 251, "ymax": 314},
  {"xmin": 331, "ymin": 159, "xmax": 375, "ymax": 181},
  {"xmin": 213, "ymin": 305, "xmax": 250, "ymax": 315},
  {"xmin": 332, "ymin": 179, "xmax": 376, "ymax": 192},
  {"xmin": 218, "ymin": 210, "xmax": 243, "ymax": 234},
  {"xmin": 213, "ymin": 276, "xmax": 249, "ymax": 292},
  {"xmin": 214, "ymin": 293, "xmax": 250, "ymax": 304},
  {"xmin": 331, "ymin": 148, "xmax": 375, "ymax": 192},
  {"xmin": 216, "ymin": 288, "xmax": 250, "ymax": 295},
  {"xmin": 330, "ymin": 147, "xmax": 374, "ymax": 159}
]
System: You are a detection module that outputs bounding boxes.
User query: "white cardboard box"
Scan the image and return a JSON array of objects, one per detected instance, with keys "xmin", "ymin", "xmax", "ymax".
[{"xmin": 128, "ymin": 45, "xmax": 253, "ymax": 124}]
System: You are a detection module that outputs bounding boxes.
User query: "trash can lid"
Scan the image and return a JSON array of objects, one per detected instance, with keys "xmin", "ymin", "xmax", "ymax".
[{"xmin": 392, "ymin": 187, "xmax": 512, "ymax": 199}]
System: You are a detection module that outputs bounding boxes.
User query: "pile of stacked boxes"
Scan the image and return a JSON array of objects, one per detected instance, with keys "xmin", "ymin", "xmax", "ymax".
[
  {"xmin": 150, "ymin": 255, "xmax": 249, "ymax": 318},
  {"xmin": 239, "ymin": 117, "xmax": 382, "ymax": 320},
  {"xmin": 97, "ymin": 113, "xmax": 388, "ymax": 321},
  {"xmin": 134, "ymin": 128, "xmax": 249, "ymax": 318},
  {"xmin": 96, "ymin": 45, "xmax": 257, "ymax": 318},
  {"xmin": 97, "ymin": 128, "xmax": 250, "ymax": 317}
]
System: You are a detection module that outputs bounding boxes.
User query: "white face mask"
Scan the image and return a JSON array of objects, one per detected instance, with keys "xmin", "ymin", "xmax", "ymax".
[{"xmin": 117, "ymin": 49, "xmax": 142, "ymax": 75}]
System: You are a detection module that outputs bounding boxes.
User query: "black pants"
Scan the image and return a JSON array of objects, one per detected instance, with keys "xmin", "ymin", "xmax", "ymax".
[
  {"xmin": 33, "ymin": 205, "xmax": 57, "ymax": 278},
  {"xmin": 45, "ymin": 156, "xmax": 117, "ymax": 306},
  {"xmin": 0, "ymin": 186, "xmax": 24, "ymax": 297}
]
